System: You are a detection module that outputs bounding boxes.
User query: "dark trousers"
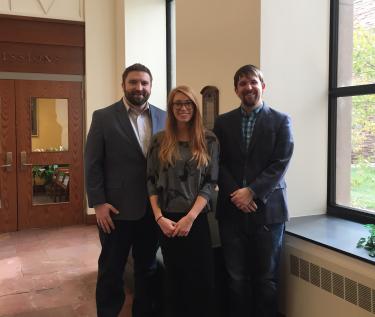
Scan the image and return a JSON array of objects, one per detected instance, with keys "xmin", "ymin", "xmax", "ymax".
[
  {"xmin": 219, "ymin": 214, "xmax": 285, "ymax": 317},
  {"xmin": 96, "ymin": 212, "xmax": 160, "ymax": 317},
  {"xmin": 159, "ymin": 212, "xmax": 215, "ymax": 317}
]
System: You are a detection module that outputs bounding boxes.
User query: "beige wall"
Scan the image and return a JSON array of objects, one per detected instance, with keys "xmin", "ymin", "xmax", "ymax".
[
  {"xmin": 175, "ymin": 0, "xmax": 261, "ymax": 113},
  {"xmin": 84, "ymin": 0, "xmax": 119, "ymax": 133}
]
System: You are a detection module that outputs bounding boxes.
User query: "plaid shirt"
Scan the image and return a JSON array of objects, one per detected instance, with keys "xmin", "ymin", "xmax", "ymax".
[
  {"xmin": 241, "ymin": 103, "xmax": 263, "ymax": 188},
  {"xmin": 240, "ymin": 103, "xmax": 263, "ymax": 151}
]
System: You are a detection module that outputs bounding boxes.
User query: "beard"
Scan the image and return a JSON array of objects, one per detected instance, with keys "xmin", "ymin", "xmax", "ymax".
[
  {"xmin": 125, "ymin": 90, "xmax": 150, "ymax": 107},
  {"xmin": 241, "ymin": 91, "xmax": 261, "ymax": 108}
]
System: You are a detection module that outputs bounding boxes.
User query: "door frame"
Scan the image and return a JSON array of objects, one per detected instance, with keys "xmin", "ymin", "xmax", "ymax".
[{"xmin": 0, "ymin": 80, "xmax": 17, "ymax": 232}]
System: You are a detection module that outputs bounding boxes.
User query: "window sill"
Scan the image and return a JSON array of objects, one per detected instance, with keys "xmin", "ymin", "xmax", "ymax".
[{"xmin": 285, "ymin": 214, "xmax": 375, "ymax": 265}]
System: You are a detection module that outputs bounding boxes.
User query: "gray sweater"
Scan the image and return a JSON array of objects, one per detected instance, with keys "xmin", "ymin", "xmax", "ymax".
[{"xmin": 147, "ymin": 130, "xmax": 219, "ymax": 214}]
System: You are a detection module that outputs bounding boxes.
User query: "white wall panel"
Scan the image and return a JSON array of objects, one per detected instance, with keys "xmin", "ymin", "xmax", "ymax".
[
  {"xmin": 261, "ymin": 0, "xmax": 330, "ymax": 216},
  {"xmin": 124, "ymin": 0, "xmax": 167, "ymax": 109}
]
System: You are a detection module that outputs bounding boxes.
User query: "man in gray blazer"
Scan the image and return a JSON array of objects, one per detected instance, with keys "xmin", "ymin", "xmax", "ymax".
[
  {"xmin": 213, "ymin": 64, "xmax": 294, "ymax": 317},
  {"xmin": 85, "ymin": 63, "xmax": 166, "ymax": 317}
]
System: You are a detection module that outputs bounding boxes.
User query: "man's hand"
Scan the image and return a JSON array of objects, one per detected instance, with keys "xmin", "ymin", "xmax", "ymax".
[
  {"xmin": 95, "ymin": 203, "xmax": 119, "ymax": 233},
  {"xmin": 158, "ymin": 217, "xmax": 177, "ymax": 237},
  {"xmin": 230, "ymin": 188, "xmax": 257, "ymax": 213},
  {"xmin": 172, "ymin": 215, "xmax": 194, "ymax": 237}
]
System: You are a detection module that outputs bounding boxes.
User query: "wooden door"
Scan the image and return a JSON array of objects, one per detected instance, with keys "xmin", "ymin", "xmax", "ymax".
[
  {"xmin": 0, "ymin": 80, "xmax": 17, "ymax": 232},
  {"xmin": 15, "ymin": 80, "xmax": 84, "ymax": 229},
  {"xmin": 0, "ymin": 80, "xmax": 84, "ymax": 232}
]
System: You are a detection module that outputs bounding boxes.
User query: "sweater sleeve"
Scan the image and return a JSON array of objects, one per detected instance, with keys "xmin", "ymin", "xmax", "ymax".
[
  {"xmin": 198, "ymin": 132, "xmax": 220, "ymax": 201},
  {"xmin": 146, "ymin": 135, "xmax": 161, "ymax": 196}
]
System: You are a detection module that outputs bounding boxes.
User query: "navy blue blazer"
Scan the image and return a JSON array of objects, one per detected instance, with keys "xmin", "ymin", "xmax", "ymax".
[
  {"xmin": 213, "ymin": 103, "xmax": 294, "ymax": 224},
  {"xmin": 85, "ymin": 99, "xmax": 166, "ymax": 220}
]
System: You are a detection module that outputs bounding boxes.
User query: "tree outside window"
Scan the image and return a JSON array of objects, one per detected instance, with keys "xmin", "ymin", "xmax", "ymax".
[{"xmin": 333, "ymin": 0, "xmax": 375, "ymax": 217}]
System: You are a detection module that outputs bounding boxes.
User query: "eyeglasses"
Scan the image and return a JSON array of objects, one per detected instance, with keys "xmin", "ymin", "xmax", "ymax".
[{"xmin": 173, "ymin": 100, "xmax": 194, "ymax": 110}]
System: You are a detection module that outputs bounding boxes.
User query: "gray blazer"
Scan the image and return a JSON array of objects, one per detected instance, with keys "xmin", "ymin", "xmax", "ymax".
[
  {"xmin": 85, "ymin": 99, "xmax": 166, "ymax": 220},
  {"xmin": 213, "ymin": 103, "xmax": 294, "ymax": 224}
]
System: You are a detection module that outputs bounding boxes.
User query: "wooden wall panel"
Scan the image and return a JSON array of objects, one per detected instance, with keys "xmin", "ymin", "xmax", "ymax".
[
  {"xmin": 0, "ymin": 15, "xmax": 84, "ymax": 47},
  {"xmin": 0, "ymin": 15, "xmax": 85, "ymax": 75},
  {"xmin": 0, "ymin": 42, "xmax": 84, "ymax": 75}
]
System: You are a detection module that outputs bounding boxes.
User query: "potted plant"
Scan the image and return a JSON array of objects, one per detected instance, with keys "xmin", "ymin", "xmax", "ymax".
[
  {"xmin": 357, "ymin": 224, "xmax": 375, "ymax": 257},
  {"xmin": 32, "ymin": 165, "xmax": 58, "ymax": 186}
]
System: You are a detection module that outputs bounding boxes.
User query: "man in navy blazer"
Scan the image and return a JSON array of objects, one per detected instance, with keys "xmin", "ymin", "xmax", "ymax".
[
  {"xmin": 213, "ymin": 64, "xmax": 294, "ymax": 317},
  {"xmin": 85, "ymin": 63, "xmax": 166, "ymax": 317}
]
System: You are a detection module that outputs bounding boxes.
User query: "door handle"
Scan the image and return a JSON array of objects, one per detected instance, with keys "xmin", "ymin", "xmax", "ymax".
[
  {"xmin": 0, "ymin": 152, "xmax": 12, "ymax": 171},
  {"xmin": 20, "ymin": 151, "xmax": 33, "ymax": 170}
]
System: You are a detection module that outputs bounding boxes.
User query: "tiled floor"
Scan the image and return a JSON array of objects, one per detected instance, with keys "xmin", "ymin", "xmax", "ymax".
[{"xmin": 0, "ymin": 225, "xmax": 132, "ymax": 317}]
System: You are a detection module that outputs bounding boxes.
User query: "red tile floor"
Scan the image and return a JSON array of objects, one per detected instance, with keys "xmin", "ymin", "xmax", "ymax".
[{"xmin": 0, "ymin": 225, "xmax": 132, "ymax": 317}]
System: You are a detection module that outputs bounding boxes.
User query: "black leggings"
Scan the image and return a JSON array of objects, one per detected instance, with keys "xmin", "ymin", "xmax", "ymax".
[{"xmin": 159, "ymin": 212, "xmax": 215, "ymax": 317}]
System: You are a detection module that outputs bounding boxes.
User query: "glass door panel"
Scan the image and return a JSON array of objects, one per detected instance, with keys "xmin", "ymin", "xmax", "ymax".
[
  {"xmin": 31, "ymin": 98, "xmax": 69, "ymax": 152},
  {"xmin": 16, "ymin": 80, "xmax": 83, "ymax": 229},
  {"xmin": 32, "ymin": 164, "xmax": 70, "ymax": 205}
]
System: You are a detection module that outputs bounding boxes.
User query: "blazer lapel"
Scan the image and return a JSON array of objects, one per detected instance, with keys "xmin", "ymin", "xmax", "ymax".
[
  {"xmin": 149, "ymin": 104, "xmax": 160, "ymax": 134},
  {"xmin": 114, "ymin": 100, "xmax": 144, "ymax": 155},
  {"xmin": 231, "ymin": 108, "xmax": 245, "ymax": 155}
]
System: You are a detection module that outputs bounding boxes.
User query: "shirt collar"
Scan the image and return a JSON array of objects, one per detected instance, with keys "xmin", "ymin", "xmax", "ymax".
[
  {"xmin": 122, "ymin": 96, "xmax": 150, "ymax": 115},
  {"xmin": 240, "ymin": 102, "xmax": 264, "ymax": 117}
]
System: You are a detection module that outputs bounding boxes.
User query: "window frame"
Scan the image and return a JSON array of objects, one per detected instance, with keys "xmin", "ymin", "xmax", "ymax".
[{"xmin": 328, "ymin": 0, "xmax": 375, "ymax": 223}]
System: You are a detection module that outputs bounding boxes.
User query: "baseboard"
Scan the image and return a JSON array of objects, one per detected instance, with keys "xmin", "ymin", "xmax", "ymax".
[{"xmin": 85, "ymin": 214, "xmax": 97, "ymax": 225}]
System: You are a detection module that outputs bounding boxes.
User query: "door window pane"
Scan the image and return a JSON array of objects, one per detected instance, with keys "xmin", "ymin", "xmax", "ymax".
[
  {"xmin": 31, "ymin": 98, "xmax": 68, "ymax": 152},
  {"xmin": 336, "ymin": 95, "xmax": 375, "ymax": 212},
  {"xmin": 337, "ymin": 0, "xmax": 375, "ymax": 87},
  {"xmin": 32, "ymin": 164, "xmax": 70, "ymax": 205}
]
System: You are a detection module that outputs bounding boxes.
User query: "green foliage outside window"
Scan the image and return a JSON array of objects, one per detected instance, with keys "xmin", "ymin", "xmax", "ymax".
[
  {"xmin": 353, "ymin": 26, "xmax": 375, "ymax": 85},
  {"xmin": 351, "ymin": 25, "xmax": 375, "ymax": 212},
  {"xmin": 351, "ymin": 163, "xmax": 375, "ymax": 210}
]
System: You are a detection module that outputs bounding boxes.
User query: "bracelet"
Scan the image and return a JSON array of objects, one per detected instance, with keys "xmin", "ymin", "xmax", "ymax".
[{"xmin": 155, "ymin": 215, "xmax": 163, "ymax": 223}]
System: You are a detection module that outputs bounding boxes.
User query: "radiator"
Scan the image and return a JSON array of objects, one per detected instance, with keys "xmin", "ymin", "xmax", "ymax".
[{"xmin": 279, "ymin": 235, "xmax": 375, "ymax": 317}]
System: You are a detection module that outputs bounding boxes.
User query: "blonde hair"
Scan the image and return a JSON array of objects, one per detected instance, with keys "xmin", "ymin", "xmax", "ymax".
[{"xmin": 159, "ymin": 85, "xmax": 209, "ymax": 167}]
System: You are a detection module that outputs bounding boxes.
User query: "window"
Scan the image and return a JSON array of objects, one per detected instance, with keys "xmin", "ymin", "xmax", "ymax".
[
  {"xmin": 329, "ymin": 0, "xmax": 375, "ymax": 222},
  {"xmin": 166, "ymin": 0, "xmax": 175, "ymax": 94}
]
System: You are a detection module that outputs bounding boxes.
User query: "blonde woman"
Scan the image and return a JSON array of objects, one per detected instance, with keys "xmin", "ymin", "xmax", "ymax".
[{"xmin": 147, "ymin": 85, "xmax": 219, "ymax": 317}]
